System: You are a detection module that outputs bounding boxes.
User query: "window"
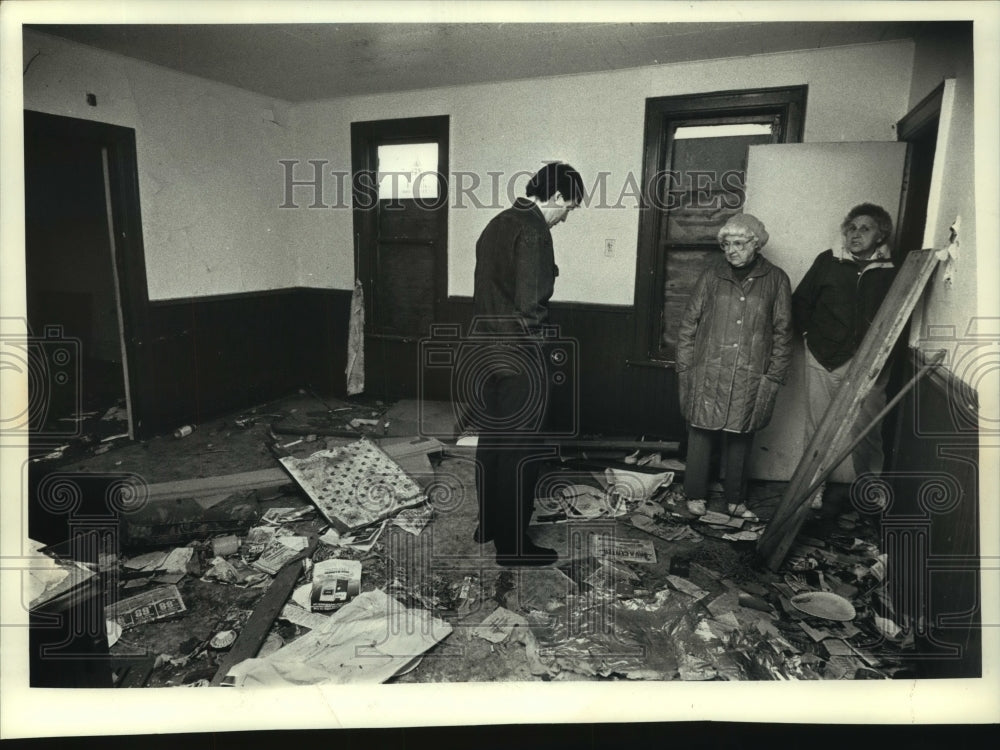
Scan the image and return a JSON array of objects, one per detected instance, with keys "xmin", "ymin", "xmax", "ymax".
[
  {"xmin": 377, "ymin": 142, "xmax": 440, "ymax": 200},
  {"xmin": 632, "ymin": 86, "xmax": 807, "ymax": 363}
]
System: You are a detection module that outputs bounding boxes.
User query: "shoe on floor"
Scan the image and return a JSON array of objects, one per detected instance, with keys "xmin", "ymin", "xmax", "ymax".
[
  {"xmin": 727, "ymin": 503, "xmax": 758, "ymax": 519},
  {"xmin": 686, "ymin": 498, "xmax": 707, "ymax": 516},
  {"xmin": 809, "ymin": 485, "xmax": 825, "ymax": 510},
  {"xmin": 495, "ymin": 540, "xmax": 557, "ymax": 567}
]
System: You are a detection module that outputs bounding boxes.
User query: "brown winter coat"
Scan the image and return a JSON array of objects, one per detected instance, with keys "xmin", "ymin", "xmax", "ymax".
[{"xmin": 676, "ymin": 254, "xmax": 793, "ymax": 433}]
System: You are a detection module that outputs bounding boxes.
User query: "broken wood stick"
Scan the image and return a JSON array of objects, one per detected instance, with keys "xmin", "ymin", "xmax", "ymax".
[
  {"xmin": 135, "ymin": 467, "xmax": 292, "ymax": 502},
  {"xmin": 210, "ymin": 535, "xmax": 318, "ymax": 686},
  {"xmin": 762, "ymin": 348, "xmax": 946, "ymax": 545},
  {"xmin": 756, "ymin": 247, "xmax": 940, "ymax": 571}
]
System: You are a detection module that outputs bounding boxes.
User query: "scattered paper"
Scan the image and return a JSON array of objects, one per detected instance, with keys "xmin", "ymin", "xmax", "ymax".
[
  {"xmin": 472, "ymin": 606, "xmax": 527, "ymax": 643},
  {"xmin": 453, "ymin": 575, "xmax": 480, "ymax": 617},
  {"xmin": 589, "ymin": 534, "xmax": 656, "ymax": 564},
  {"xmin": 279, "ymin": 602, "xmax": 330, "ymax": 631},
  {"xmin": 666, "ymin": 575, "xmax": 710, "ymax": 601},
  {"xmin": 24, "ymin": 540, "xmax": 97, "ymax": 609},
  {"xmin": 310, "ymin": 559, "xmax": 362, "ymax": 612},
  {"xmin": 261, "ymin": 506, "xmax": 314, "ymax": 525},
  {"xmin": 603, "ymin": 467, "xmax": 674, "ymax": 503},
  {"xmin": 630, "ymin": 513, "xmax": 703, "ymax": 542},
  {"xmin": 799, "ymin": 620, "xmax": 835, "ymax": 642},
  {"xmin": 224, "ymin": 590, "xmax": 452, "ymax": 686},
  {"xmin": 203, "ymin": 556, "xmax": 268, "ymax": 587},
  {"xmin": 722, "ymin": 529, "xmax": 761, "ymax": 542},
  {"xmin": 252, "ymin": 535, "xmax": 310, "ymax": 575},
  {"xmin": 874, "ymin": 614, "xmax": 902, "ymax": 639},
  {"xmin": 706, "ymin": 590, "xmax": 740, "ymax": 617},
  {"xmin": 340, "ymin": 521, "xmax": 388, "ymax": 551},
  {"xmin": 242, "ymin": 526, "xmax": 276, "ymax": 558},
  {"xmin": 531, "ymin": 484, "xmax": 624, "ymax": 525},
  {"xmin": 318, "ymin": 528, "xmax": 342, "ymax": 546},
  {"xmin": 392, "ymin": 505, "xmax": 434, "ymax": 535},
  {"xmin": 105, "ymin": 585, "xmax": 186, "ymax": 630}
]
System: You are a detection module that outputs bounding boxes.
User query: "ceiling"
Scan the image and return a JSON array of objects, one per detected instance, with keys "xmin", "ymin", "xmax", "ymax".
[{"xmin": 30, "ymin": 21, "xmax": 934, "ymax": 103}]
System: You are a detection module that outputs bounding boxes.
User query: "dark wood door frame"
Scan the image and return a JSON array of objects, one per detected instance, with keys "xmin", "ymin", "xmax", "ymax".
[
  {"xmin": 631, "ymin": 86, "xmax": 807, "ymax": 365},
  {"xmin": 24, "ymin": 110, "xmax": 151, "ymax": 438},
  {"xmin": 894, "ymin": 81, "xmax": 943, "ymax": 262},
  {"xmin": 350, "ymin": 115, "xmax": 450, "ymax": 342}
]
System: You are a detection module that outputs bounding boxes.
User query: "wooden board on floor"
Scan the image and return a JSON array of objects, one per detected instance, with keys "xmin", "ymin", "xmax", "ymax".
[
  {"xmin": 757, "ymin": 247, "xmax": 940, "ymax": 570},
  {"xmin": 210, "ymin": 536, "xmax": 318, "ymax": 686},
  {"xmin": 137, "ymin": 467, "xmax": 291, "ymax": 502}
]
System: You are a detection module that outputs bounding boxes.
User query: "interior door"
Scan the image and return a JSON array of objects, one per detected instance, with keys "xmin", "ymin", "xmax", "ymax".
[
  {"xmin": 742, "ymin": 141, "xmax": 908, "ymax": 481},
  {"xmin": 352, "ymin": 117, "xmax": 449, "ymax": 341}
]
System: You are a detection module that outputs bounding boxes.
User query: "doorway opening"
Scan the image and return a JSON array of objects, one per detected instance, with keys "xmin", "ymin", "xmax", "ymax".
[{"xmin": 23, "ymin": 110, "xmax": 150, "ymax": 451}]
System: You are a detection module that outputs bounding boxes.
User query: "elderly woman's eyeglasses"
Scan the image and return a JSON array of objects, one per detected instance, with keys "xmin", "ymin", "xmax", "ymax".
[{"xmin": 720, "ymin": 238, "xmax": 754, "ymax": 251}]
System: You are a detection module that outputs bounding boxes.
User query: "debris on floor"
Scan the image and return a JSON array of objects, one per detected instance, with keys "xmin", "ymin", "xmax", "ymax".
[{"xmin": 69, "ymin": 394, "xmax": 918, "ymax": 686}]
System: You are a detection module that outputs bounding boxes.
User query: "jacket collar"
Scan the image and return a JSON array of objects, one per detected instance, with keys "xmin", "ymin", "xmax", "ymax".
[
  {"xmin": 833, "ymin": 241, "xmax": 893, "ymax": 268},
  {"xmin": 714, "ymin": 253, "xmax": 772, "ymax": 281},
  {"xmin": 512, "ymin": 197, "xmax": 546, "ymax": 224}
]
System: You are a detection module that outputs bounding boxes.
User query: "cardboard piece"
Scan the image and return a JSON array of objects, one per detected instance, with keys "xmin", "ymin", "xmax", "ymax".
[{"xmin": 280, "ymin": 438, "xmax": 425, "ymax": 531}]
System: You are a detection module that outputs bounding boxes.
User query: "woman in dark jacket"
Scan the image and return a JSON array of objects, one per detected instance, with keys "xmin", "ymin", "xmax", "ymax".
[
  {"xmin": 792, "ymin": 202, "xmax": 897, "ymax": 508},
  {"xmin": 676, "ymin": 214, "xmax": 793, "ymax": 517}
]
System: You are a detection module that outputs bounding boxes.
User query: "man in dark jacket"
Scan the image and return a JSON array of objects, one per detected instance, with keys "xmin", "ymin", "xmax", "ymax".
[
  {"xmin": 792, "ymin": 203, "xmax": 897, "ymax": 507},
  {"xmin": 470, "ymin": 162, "xmax": 584, "ymax": 566}
]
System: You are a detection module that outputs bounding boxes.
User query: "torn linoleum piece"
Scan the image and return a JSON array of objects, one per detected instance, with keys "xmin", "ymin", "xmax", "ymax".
[{"xmin": 279, "ymin": 437, "xmax": 425, "ymax": 531}]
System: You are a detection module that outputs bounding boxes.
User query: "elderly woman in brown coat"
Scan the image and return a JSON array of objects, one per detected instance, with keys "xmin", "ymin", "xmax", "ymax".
[{"xmin": 676, "ymin": 213, "xmax": 792, "ymax": 517}]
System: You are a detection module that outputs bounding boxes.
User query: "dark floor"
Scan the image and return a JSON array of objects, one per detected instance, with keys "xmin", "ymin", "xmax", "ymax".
[{"xmin": 29, "ymin": 391, "xmax": 916, "ymax": 686}]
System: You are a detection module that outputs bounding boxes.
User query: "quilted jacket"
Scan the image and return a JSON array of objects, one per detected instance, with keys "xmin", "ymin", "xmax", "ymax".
[{"xmin": 676, "ymin": 254, "xmax": 793, "ymax": 433}]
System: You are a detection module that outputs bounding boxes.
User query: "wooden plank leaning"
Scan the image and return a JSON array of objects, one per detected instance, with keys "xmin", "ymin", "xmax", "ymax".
[{"xmin": 756, "ymin": 248, "xmax": 941, "ymax": 571}]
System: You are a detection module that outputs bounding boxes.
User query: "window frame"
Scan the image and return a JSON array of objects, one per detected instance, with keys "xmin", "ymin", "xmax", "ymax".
[{"xmin": 630, "ymin": 86, "xmax": 807, "ymax": 366}]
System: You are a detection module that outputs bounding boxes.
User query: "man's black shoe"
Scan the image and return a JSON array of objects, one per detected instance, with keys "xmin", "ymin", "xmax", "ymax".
[{"xmin": 495, "ymin": 541, "xmax": 557, "ymax": 567}]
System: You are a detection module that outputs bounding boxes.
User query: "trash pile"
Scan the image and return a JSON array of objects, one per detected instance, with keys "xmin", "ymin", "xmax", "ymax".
[
  {"xmin": 98, "ymin": 420, "xmax": 914, "ymax": 686},
  {"xmin": 103, "ymin": 431, "xmax": 448, "ymax": 688}
]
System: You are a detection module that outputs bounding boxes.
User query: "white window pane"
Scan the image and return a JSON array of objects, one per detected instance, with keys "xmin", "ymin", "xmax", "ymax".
[
  {"xmin": 674, "ymin": 123, "xmax": 773, "ymax": 140},
  {"xmin": 377, "ymin": 142, "xmax": 439, "ymax": 200}
]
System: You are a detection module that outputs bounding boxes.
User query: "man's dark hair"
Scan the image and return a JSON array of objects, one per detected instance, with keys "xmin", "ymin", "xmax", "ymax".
[{"xmin": 525, "ymin": 162, "xmax": 584, "ymax": 204}]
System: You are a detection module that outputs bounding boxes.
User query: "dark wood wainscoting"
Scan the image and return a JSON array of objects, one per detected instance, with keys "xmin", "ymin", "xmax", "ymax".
[
  {"xmin": 137, "ymin": 288, "xmax": 352, "ymax": 436},
  {"xmin": 886, "ymin": 348, "xmax": 981, "ymax": 678},
  {"xmin": 135, "ymin": 290, "xmax": 682, "ymax": 440},
  {"xmin": 364, "ymin": 297, "xmax": 684, "ymax": 439}
]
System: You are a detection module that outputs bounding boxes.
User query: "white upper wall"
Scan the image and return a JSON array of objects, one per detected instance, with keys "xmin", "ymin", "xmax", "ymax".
[
  {"xmin": 291, "ymin": 40, "xmax": 916, "ymax": 302},
  {"xmin": 22, "ymin": 29, "xmax": 297, "ymax": 300},
  {"xmin": 21, "ymin": 31, "xmax": 917, "ymax": 305}
]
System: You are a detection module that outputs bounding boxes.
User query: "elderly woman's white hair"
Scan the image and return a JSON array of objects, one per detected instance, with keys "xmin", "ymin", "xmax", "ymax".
[{"xmin": 717, "ymin": 213, "xmax": 769, "ymax": 248}]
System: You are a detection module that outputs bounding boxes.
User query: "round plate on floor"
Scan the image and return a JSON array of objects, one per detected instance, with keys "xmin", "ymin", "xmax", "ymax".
[{"xmin": 790, "ymin": 591, "xmax": 856, "ymax": 621}]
